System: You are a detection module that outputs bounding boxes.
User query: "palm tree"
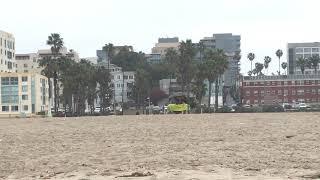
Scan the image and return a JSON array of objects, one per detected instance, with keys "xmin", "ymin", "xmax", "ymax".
[
  {"xmin": 254, "ymin": 63, "xmax": 264, "ymax": 76},
  {"xmin": 47, "ymin": 33, "xmax": 64, "ymax": 56},
  {"xmin": 247, "ymin": 53, "xmax": 255, "ymax": 72},
  {"xmin": 204, "ymin": 49, "xmax": 228, "ymax": 111},
  {"xmin": 297, "ymin": 57, "xmax": 307, "ymax": 74},
  {"xmin": 308, "ymin": 55, "xmax": 320, "ymax": 74},
  {"xmin": 164, "ymin": 48, "xmax": 178, "ymax": 96},
  {"xmin": 175, "ymin": 40, "xmax": 196, "ymax": 97},
  {"xmin": 192, "ymin": 62, "xmax": 207, "ymax": 106},
  {"xmin": 264, "ymin": 56, "xmax": 272, "ymax": 75},
  {"xmin": 276, "ymin": 49, "xmax": 283, "ymax": 75},
  {"xmin": 198, "ymin": 41, "xmax": 205, "ymax": 62},
  {"xmin": 103, "ymin": 43, "xmax": 115, "ymax": 70},
  {"xmin": 40, "ymin": 33, "xmax": 64, "ymax": 114},
  {"xmin": 281, "ymin": 62, "xmax": 288, "ymax": 75}
]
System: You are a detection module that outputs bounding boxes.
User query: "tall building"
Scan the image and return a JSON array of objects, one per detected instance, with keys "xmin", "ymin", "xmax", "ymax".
[
  {"xmin": 0, "ymin": 30, "xmax": 16, "ymax": 73},
  {"xmin": 199, "ymin": 33, "xmax": 241, "ymax": 106},
  {"xmin": 287, "ymin": 42, "xmax": 320, "ymax": 75},
  {"xmin": 151, "ymin": 37, "xmax": 180, "ymax": 55},
  {"xmin": 0, "ymin": 72, "xmax": 49, "ymax": 117}
]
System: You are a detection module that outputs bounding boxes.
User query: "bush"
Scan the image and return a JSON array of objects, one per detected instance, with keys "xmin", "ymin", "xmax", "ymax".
[
  {"xmin": 216, "ymin": 106, "xmax": 233, "ymax": 113},
  {"xmin": 262, "ymin": 105, "xmax": 284, "ymax": 112},
  {"xmin": 36, "ymin": 111, "xmax": 46, "ymax": 116}
]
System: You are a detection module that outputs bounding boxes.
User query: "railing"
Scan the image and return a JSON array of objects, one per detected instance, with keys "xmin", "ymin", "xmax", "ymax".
[{"xmin": 243, "ymin": 74, "xmax": 320, "ymax": 81}]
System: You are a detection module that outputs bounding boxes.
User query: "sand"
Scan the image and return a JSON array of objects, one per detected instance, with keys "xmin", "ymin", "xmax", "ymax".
[{"xmin": 0, "ymin": 113, "xmax": 320, "ymax": 180}]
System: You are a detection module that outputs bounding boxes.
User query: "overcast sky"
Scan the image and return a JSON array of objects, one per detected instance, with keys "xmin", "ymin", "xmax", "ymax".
[{"xmin": 1, "ymin": 0, "xmax": 320, "ymax": 74}]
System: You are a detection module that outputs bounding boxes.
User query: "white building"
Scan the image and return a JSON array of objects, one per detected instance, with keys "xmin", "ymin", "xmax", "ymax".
[
  {"xmin": 37, "ymin": 47, "xmax": 80, "ymax": 62},
  {"xmin": 0, "ymin": 30, "xmax": 16, "ymax": 73},
  {"xmin": 288, "ymin": 42, "xmax": 320, "ymax": 75},
  {"xmin": 16, "ymin": 53, "xmax": 42, "ymax": 73},
  {"xmin": 0, "ymin": 72, "xmax": 49, "ymax": 117}
]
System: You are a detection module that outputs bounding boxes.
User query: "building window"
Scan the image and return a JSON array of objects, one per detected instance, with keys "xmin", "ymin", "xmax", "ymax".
[
  {"xmin": 271, "ymin": 90, "xmax": 276, "ymax": 95},
  {"xmin": 297, "ymin": 89, "xmax": 304, "ymax": 95},
  {"xmin": 292, "ymin": 90, "xmax": 296, "ymax": 95},
  {"xmin": 278, "ymin": 90, "xmax": 282, "ymax": 95},
  {"xmin": 254, "ymin": 90, "xmax": 258, "ymax": 96},
  {"xmin": 22, "ymin": 95, "xmax": 28, "ymax": 100},
  {"xmin": 2, "ymin": 106, "xmax": 9, "ymax": 112},
  {"xmin": 23, "ymin": 64, "xmax": 28, "ymax": 68},
  {"xmin": 123, "ymin": 75, "xmax": 128, "ymax": 79},
  {"xmin": 117, "ymin": 75, "xmax": 121, "ymax": 79},
  {"xmin": 284, "ymin": 90, "xmax": 288, "ymax": 95},
  {"xmin": 11, "ymin": 106, "xmax": 19, "ymax": 112},
  {"xmin": 22, "ymin": 76, "xmax": 28, "ymax": 82},
  {"xmin": 246, "ymin": 90, "xmax": 250, "ymax": 96},
  {"xmin": 22, "ymin": 85, "xmax": 28, "ymax": 92},
  {"xmin": 284, "ymin": 81, "xmax": 288, "ymax": 86},
  {"xmin": 260, "ymin": 90, "xmax": 264, "ymax": 96},
  {"xmin": 129, "ymin": 75, "xmax": 134, "ymax": 79},
  {"xmin": 23, "ymin": 105, "xmax": 28, "ymax": 111}
]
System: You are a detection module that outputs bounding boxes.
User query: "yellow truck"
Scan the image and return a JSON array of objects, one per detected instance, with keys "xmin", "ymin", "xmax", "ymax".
[{"xmin": 167, "ymin": 94, "xmax": 189, "ymax": 114}]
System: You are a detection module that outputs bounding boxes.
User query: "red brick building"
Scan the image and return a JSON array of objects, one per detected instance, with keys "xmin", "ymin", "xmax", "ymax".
[{"xmin": 241, "ymin": 75, "xmax": 320, "ymax": 105}]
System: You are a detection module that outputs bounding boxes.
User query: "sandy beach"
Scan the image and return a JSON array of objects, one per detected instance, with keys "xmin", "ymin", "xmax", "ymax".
[{"xmin": 0, "ymin": 113, "xmax": 320, "ymax": 179}]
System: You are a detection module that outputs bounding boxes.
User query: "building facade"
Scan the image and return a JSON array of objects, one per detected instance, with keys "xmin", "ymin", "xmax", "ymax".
[
  {"xmin": 199, "ymin": 33, "xmax": 241, "ymax": 106},
  {"xmin": 287, "ymin": 42, "xmax": 320, "ymax": 75},
  {"xmin": 151, "ymin": 37, "xmax": 180, "ymax": 56},
  {"xmin": 16, "ymin": 53, "xmax": 42, "ymax": 73},
  {"xmin": 146, "ymin": 53, "xmax": 162, "ymax": 64},
  {"xmin": 0, "ymin": 30, "xmax": 16, "ymax": 73},
  {"xmin": 241, "ymin": 75, "xmax": 320, "ymax": 105},
  {"xmin": 0, "ymin": 73, "xmax": 49, "ymax": 117}
]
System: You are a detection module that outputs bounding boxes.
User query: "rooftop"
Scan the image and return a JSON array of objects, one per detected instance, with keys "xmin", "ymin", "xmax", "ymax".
[{"xmin": 243, "ymin": 74, "xmax": 320, "ymax": 81}]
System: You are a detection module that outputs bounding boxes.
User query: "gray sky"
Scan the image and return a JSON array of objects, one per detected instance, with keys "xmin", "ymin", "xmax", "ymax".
[{"xmin": 1, "ymin": 0, "xmax": 320, "ymax": 74}]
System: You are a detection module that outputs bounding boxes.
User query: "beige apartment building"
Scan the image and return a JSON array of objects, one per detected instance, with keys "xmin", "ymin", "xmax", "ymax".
[
  {"xmin": 0, "ymin": 30, "xmax": 16, "ymax": 73},
  {"xmin": 0, "ymin": 73, "xmax": 49, "ymax": 117},
  {"xmin": 151, "ymin": 37, "xmax": 180, "ymax": 55}
]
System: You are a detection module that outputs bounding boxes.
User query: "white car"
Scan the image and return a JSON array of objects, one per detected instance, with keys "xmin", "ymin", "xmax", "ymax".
[{"xmin": 94, "ymin": 107, "xmax": 101, "ymax": 113}]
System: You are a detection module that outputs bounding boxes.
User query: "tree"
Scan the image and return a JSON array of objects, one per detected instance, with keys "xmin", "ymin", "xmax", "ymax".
[
  {"xmin": 192, "ymin": 62, "xmax": 207, "ymax": 106},
  {"xmin": 254, "ymin": 62, "xmax": 264, "ymax": 76},
  {"xmin": 247, "ymin": 53, "xmax": 255, "ymax": 72},
  {"xmin": 96, "ymin": 66, "xmax": 112, "ymax": 114},
  {"xmin": 297, "ymin": 57, "xmax": 307, "ymax": 74},
  {"xmin": 103, "ymin": 43, "xmax": 115, "ymax": 71},
  {"xmin": 175, "ymin": 40, "xmax": 196, "ymax": 97},
  {"xmin": 264, "ymin": 56, "xmax": 272, "ymax": 75},
  {"xmin": 198, "ymin": 41, "xmax": 205, "ymax": 62},
  {"xmin": 204, "ymin": 49, "xmax": 228, "ymax": 111},
  {"xmin": 276, "ymin": 49, "xmax": 283, "ymax": 75},
  {"xmin": 248, "ymin": 70, "xmax": 253, "ymax": 76},
  {"xmin": 150, "ymin": 88, "xmax": 168, "ymax": 105},
  {"xmin": 308, "ymin": 55, "xmax": 320, "ymax": 74},
  {"xmin": 131, "ymin": 68, "xmax": 151, "ymax": 110},
  {"xmin": 164, "ymin": 48, "xmax": 179, "ymax": 95},
  {"xmin": 45, "ymin": 33, "xmax": 64, "ymax": 114},
  {"xmin": 281, "ymin": 62, "xmax": 288, "ymax": 75}
]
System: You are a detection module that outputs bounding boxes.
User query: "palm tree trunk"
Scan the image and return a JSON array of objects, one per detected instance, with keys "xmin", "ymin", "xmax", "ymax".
[
  {"xmin": 208, "ymin": 82, "xmax": 212, "ymax": 113},
  {"xmin": 54, "ymin": 73, "xmax": 58, "ymax": 114},
  {"xmin": 278, "ymin": 58, "xmax": 281, "ymax": 75},
  {"xmin": 215, "ymin": 78, "xmax": 219, "ymax": 112}
]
